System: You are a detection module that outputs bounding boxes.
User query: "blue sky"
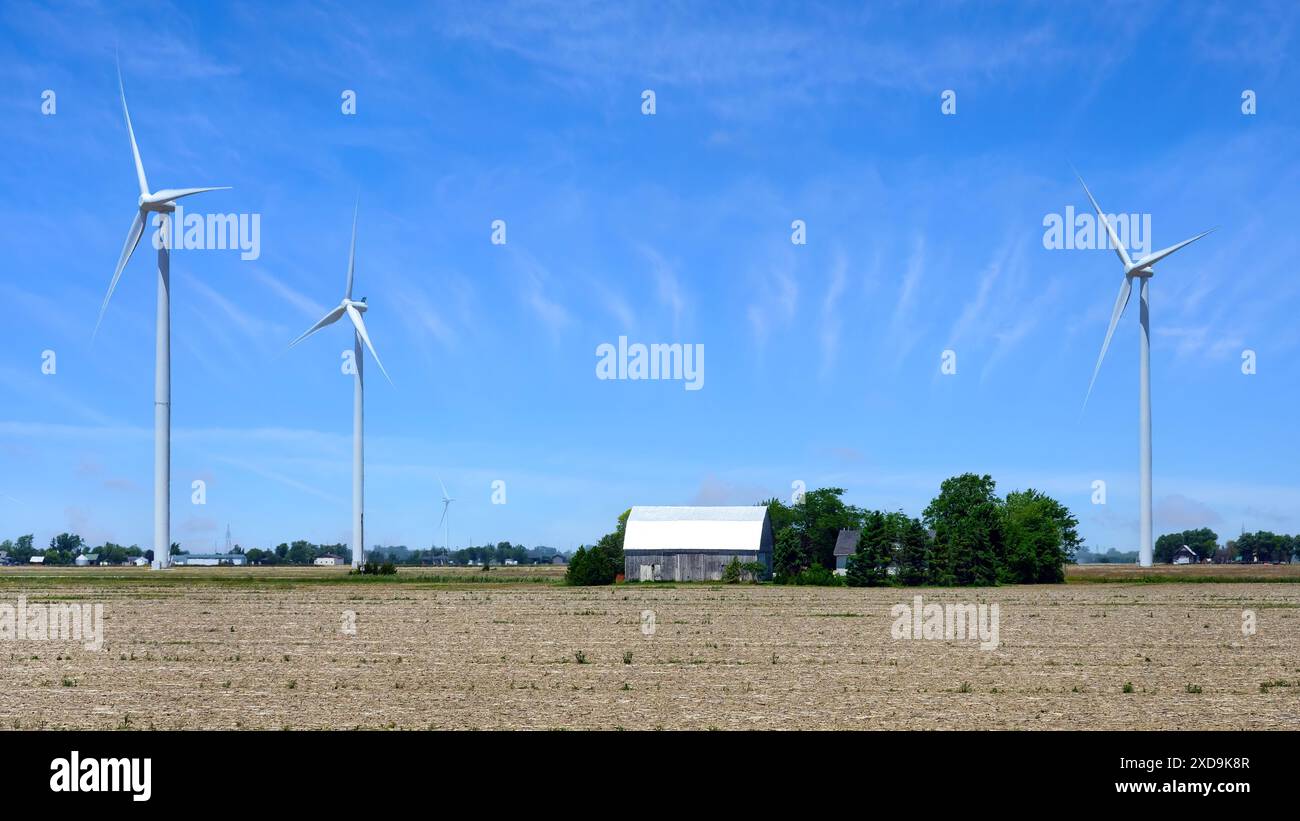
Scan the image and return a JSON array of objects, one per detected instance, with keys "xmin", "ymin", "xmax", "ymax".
[{"xmin": 1, "ymin": 1, "xmax": 1297, "ymax": 553}]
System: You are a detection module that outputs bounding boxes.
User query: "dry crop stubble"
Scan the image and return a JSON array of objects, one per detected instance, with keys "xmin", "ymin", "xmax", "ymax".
[{"xmin": 1, "ymin": 569, "xmax": 1298, "ymax": 730}]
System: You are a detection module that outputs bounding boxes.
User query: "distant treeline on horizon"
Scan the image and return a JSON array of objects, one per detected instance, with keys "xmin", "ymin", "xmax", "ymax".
[{"xmin": 0, "ymin": 536, "xmax": 568, "ymax": 567}]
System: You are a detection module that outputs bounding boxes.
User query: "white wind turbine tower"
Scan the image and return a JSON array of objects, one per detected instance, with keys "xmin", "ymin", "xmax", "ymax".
[
  {"xmin": 96, "ymin": 63, "xmax": 230, "ymax": 570},
  {"xmin": 289, "ymin": 205, "xmax": 392, "ymax": 568},
  {"xmin": 1076, "ymin": 172, "xmax": 1212, "ymax": 568},
  {"xmin": 438, "ymin": 480, "xmax": 455, "ymax": 552}
]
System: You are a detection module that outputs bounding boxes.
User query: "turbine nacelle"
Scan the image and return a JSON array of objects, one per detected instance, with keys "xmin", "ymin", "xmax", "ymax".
[
  {"xmin": 138, "ymin": 193, "xmax": 174, "ymax": 212},
  {"xmin": 343, "ymin": 298, "xmax": 367, "ymax": 314}
]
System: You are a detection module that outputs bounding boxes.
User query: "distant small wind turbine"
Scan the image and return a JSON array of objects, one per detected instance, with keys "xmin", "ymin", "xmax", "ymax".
[
  {"xmin": 97, "ymin": 60, "xmax": 230, "ymax": 570},
  {"xmin": 1075, "ymin": 171, "xmax": 1212, "ymax": 568},
  {"xmin": 438, "ymin": 480, "xmax": 455, "ymax": 551},
  {"xmin": 289, "ymin": 203, "xmax": 391, "ymax": 568}
]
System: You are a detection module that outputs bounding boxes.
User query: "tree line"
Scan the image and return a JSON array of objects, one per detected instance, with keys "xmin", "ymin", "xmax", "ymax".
[
  {"xmin": 768, "ymin": 473, "xmax": 1082, "ymax": 586},
  {"xmin": 1152, "ymin": 527, "xmax": 1298, "ymax": 564},
  {"xmin": 0, "ymin": 534, "xmax": 565, "ymax": 567},
  {"xmin": 242, "ymin": 540, "xmax": 564, "ymax": 566},
  {"xmin": 0, "ymin": 534, "xmax": 153, "ymax": 565}
]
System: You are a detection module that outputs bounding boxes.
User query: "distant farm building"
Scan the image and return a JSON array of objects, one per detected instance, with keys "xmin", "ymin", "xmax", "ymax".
[
  {"xmin": 173, "ymin": 552, "xmax": 247, "ymax": 567},
  {"xmin": 833, "ymin": 529, "xmax": 860, "ymax": 575},
  {"xmin": 314, "ymin": 555, "xmax": 344, "ymax": 566},
  {"xmin": 74, "ymin": 553, "xmax": 100, "ymax": 567},
  {"xmin": 551, "ymin": 555, "xmax": 567, "ymax": 565},
  {"xmin": 623, "ymin": 506, "xmax": 774, "ymax": 582},
  {"xmin": 29, "ymin": 556, "xmax": 45, "ymax": 564},
  {"xmin": 1172, "ymin": 545, "xmax": 1198, "ymax": 565}
]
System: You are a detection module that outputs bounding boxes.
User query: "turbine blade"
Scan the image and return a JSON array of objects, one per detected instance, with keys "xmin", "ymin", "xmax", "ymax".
[
  {"xmin": 117, "ymin": 61, "xmax": 149, "ymax": 198},
  {"xmin": 439, "ymin": 478, "xmax": 449, "ymax": 500},
  {"xmin": 346, "ymin": 304, "xmax": 392, "ymax": 385},
  {"xmin": 438, "ymin": 503, "xmax": 448, "ymax": 529},
  {"xmin": 1129, "ymin": 229, "xmax": 1214, "ymax": 271},
  {"xmin": 94, "ymin": 209, "xmax": 146, "ymax": 338},
  {"xmin": 288, "ymin": 305, "xmax": 345, "ymax": 347},
  {"xmin": 1075, "ymin": 172, "xmax": 1132, "ymax": 269},
  {"xmin": 1084, "ymin": 276, "xmax": 1133, "ymax": 409},
  {"xmin": 346, "ymin": 200, "xmax": 358, "ymax": 300},
  {"xmin": 151, "ymin": 186, "xmax": 231, "ymax": 202}
]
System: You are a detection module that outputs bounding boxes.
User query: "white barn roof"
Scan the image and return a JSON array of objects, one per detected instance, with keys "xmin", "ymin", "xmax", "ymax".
[{"xmin": 624, "ymin": 506, "xmax": 772, "ymax": 553}]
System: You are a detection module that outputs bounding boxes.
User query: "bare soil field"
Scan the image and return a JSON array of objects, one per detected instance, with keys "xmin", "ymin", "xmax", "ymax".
[
  {"xmin": 1067, "ymin": 563, "xmax": 1300, "ymax": 582},
  {"xmin": 2, "ymin": 567, "xmax": 1297, "ymax": 730}
]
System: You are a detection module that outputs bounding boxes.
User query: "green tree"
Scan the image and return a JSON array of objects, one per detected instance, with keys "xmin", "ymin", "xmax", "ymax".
[
  {"xmin": 1001, "ymin": 489, "xmax": 1081, "ymax": 583},
  {"xmin": 800, "ymin": 488, "xmax": 861, "ymax": 570},
  {"xmin": 50, "ymin": 532, "xmax": 85, "ymax": 554},
  {"xmin": 762, "ymin": 497, "xmax": 798, "ymax": 536},
  {"xmin": 846, "ymin": 512, "xmax": 892, "ymax": 587},
  {"xmin": 1236, "ymin": 530, "xmax": 1292, "ymax": 563},
  {"xmin": 5, "ymin": 535, "xmax": 36, "ymax": 563},
  {"xmin": 924, "ymin": 474, "xmax": 1003, "ymax": 586},
  {"xmin": 894, "ymin": 517, "xmax": 932, "ymax": 586},
  {"xmin": 773, "ymin": 526, "xmax": 807, "ymax": 579},
  {"xmin": 286, "ymin": 540, "xmax": 314, "ymax": 565},
  {"xmin": 565, "ymin": 509, "xmax": 628, "ymax": 585}
]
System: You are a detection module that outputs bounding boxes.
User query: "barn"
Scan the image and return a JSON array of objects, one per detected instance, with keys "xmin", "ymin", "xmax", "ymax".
[{"xmin": 623, "ymin": 506, "xmax": 774, "ymax": 582}]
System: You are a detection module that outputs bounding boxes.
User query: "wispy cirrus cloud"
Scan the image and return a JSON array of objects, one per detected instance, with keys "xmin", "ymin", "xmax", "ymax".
[
  {"xmin": 509, "ymin": 248, "xmax": 570, "ymax": 338},
  {"xmin": 818, "ymin": 249, "xmax": 849, "ymax": 377},
  {"xmin": 639, "ymin": 244, "xmax": 689, "ymax": 336},
  {"xmin": 887, "ymin": 235, "xmax": 926, "ymax": 363}
]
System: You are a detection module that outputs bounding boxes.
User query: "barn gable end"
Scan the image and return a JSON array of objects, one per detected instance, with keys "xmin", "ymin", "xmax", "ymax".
[{"xmin": 623, "ymin": 505, "xmax": 774, "ymax": 582}]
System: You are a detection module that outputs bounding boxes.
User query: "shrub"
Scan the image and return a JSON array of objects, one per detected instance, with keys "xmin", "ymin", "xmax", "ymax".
[
  {"xmin": 721, "ymin": 557, "xmax": 743, "ymax": 583},
  {"xmin": 351, "ymin": 560, "xmax": 397, "ymax": 576},
  {"xmin": 784, "ymin": 565, "xmax": 844, "ymax": 587},
  {"xmin": 565, "ymin": 509, "xmax": 630, "ymax": 586}
]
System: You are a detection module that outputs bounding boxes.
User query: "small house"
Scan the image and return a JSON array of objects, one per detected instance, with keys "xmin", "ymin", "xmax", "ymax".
[
  {"xmin": 833, "ymin": 529, "xmax": 861, "ymax": 575},
  {"xmin": 314, "ymin": 555, "xmax": 344, "ymax": 566},
  {"xmin": 1172, "ymin": 545, "xmax": 1198, "ymax": 565}
]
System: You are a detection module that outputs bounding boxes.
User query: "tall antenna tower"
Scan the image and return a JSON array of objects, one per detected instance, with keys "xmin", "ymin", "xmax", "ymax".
[{"xmin": 224, "ymin": 523, "xmax": 233, "ymax": 554}]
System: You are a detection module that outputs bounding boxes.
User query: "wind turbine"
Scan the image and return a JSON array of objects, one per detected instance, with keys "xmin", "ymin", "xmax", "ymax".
[
  {"xmin": 289, "ymin": 204, "xmax": 392, "ymax": 568},
  {"xmin": 1076, "ymin": 172, "xmax": 1212, "ymax": 567},
  {"xmin": 97, "ymin": 62, "xmax": 230, "ymax": 570},
  {"xmin": 438, "ymin": 480, "xmax": 455, "ymax": 552}
]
